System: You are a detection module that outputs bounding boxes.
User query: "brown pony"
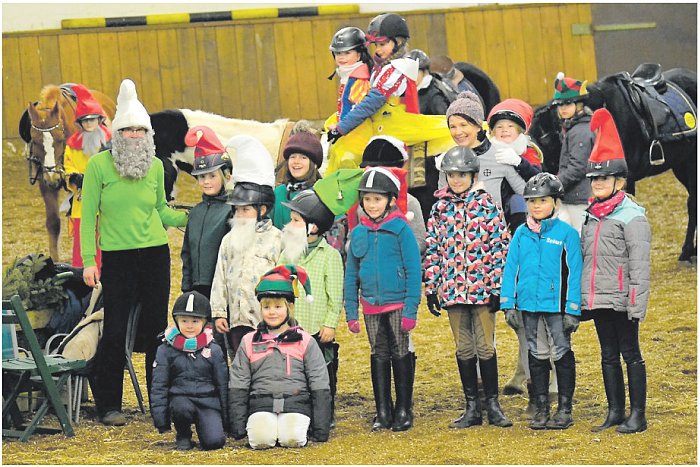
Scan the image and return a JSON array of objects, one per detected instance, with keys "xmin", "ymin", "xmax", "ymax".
[{"xmin": 23, "ymin": 84, "xmax": 116, "ymax": 261}]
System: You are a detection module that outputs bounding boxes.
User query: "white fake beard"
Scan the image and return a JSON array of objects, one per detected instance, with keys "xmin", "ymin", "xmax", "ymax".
[
  {"xmin": 281, "ymin": 223, "xmax": 309, "ymax": 263},
  {"xmin": 82, "ymin": 128, "xmax": 107, "ymax": 157},
  {"xmin": 229, "ymin": 217, "xmax": 257, "ymax": 254},
  {"xmin": 111, "ymin": 131, "xmax": 155, "ymax": 179}
]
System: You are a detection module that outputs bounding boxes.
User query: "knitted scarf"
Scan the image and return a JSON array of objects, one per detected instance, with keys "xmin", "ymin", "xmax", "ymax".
[
  {"xmin": 164, "ymin": 325, "xmax": 214, "ymax": 352},
  {"xmin": 526, "ymin": 215, "xmax": 542, "ymax": 234},
  {"xmin": 588, "ymin": 191, "xmax": 625, "ymax": 219}
]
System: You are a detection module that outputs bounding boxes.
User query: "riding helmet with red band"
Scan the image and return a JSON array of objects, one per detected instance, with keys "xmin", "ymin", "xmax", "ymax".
[
  {"xmin": 487, "ymin": 98, "xmax": 534, "ymax": 132},
  {"xmin": 366, "ymin": 13, "xmax": 410, "ymax": 43}
]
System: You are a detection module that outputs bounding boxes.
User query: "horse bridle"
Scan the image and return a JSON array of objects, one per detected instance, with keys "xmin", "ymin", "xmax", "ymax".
[{"xmin": 25, "ymin": 120, "xmax": 66, "ymax": 187}]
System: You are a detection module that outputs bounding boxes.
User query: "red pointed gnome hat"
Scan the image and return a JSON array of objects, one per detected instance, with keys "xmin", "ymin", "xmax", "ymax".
[
  {"xmin": 255, "ymin": 264, "xmax": 313, "ymax": 303},
  {"xmin": 487, "ymin": 98, "xmax": 533, "ymax": 132},
  {"xmin": 73, "ymin": 84, "xmax": 107, "ymax": 122},
  {"xmin": 587, "ymin": 108, "xmax": 627, "ymax": 177},
  {"xmin": 185, "ymin": 125, "xmax": 230, "ymax": 176}
]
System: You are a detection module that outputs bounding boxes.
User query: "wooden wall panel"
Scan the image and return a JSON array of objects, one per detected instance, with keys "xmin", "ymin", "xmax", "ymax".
[{"xmin": 3, "ymin": 4, "xmax": 598, "ymax": 140}]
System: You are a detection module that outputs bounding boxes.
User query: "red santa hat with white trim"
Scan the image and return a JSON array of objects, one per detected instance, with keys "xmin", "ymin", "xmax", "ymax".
[{"xmin": 185, "ymin": 125, "xmax": 231, "ymax": 176}]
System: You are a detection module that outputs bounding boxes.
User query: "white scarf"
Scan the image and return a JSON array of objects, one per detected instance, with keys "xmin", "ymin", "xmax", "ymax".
[
  {"xmin": 336, "ymin": 62, "xmax": 365, "ymax": 85},
  {"xmin": 490, "ymin": 133, "xmax": 530, "ymax": 156}
]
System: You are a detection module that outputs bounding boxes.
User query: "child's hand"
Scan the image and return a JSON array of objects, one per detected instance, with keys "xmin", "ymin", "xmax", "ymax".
[
  {"xmin": 327, "ymin": 128, "xmax": 342, "ymax": 144},
  {"xmin": 347, "ymin": 320, "xmax": 361, "ymax": 334},
  {"xmin": 214, "ymin": 318, "xmax": 229, "ymax": 333},
  {"xmin": 504, "ymin": 309, "xmax": 522, "ymax": 330},
  {"xmin": 401, "ymin": 317, "xmax": 416, "ymax": 333},
  {"xmin": 494, "ymin": 147, "xmax": 521, "ymax": 166},
  {"xmin": 319, "ymin": 326, "xmax": 336, "ymax": 343},
  {"xmin": 563, "ymin": 314, "xmax": 580, "ymax": 334}
]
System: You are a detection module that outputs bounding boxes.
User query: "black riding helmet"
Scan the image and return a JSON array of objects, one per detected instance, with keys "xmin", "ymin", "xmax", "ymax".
[
  {"xmin": 191, "ymin": 153, "xmax": 233, "ymax": 177},
  {"xmin": 358, "ymin": 167, "xmax": 400, "ymax": 198},
  {"xmin": 523, "ymin": 172, "xmax": 564, "ymax": 199},
  {"xmin": 172, "ymin": 291, "xmax": 211, "ymax": 322},
  {"xmin": 330, "ymin": 27, "xmax": 367, "ymax": 53},
  {"xmin": 407, "ymin": 49, "xmax": 430, "ymax": 71},
  {"xmin": 227, "ymin": 182, "xmax": 275, "ymax": 220},
  {"xmin": 282, "ymin": 189, "xmax": 336, "ymax": 235},
  {"xmin": 439, "ymin": 146, "xmax": 480, "ymax": 173},
  {"xmin": 367, "ymin": 13, "xmax": 410, "ymax": 45},
  {"xmin": 360, "ymin": 136, "xmax": 408, "ymax": 168}
]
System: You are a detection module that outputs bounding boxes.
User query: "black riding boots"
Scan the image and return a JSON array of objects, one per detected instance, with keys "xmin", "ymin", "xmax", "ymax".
[
  {"xmin": 546, "ymin": 350, "xmax": 576, "ymax": 429},
  {"xmin": 591, "ymin": 362, "xmax": 626, "ymax": 432},
  {"xmin": 450, "ymin": 357, "xmax": 482, "ymax": 428},
  {"xmin": 391, "ymin": 353, "xmax": 415, "ymax": 432},
  {"xmin": 370, "ymin": 355, "xmax": 393, "ymax": 431},
  {"xmin": 528, "ymin": 352, "xmax": 551, "ymax": 430},
  {"xmin": 479, "ymin": 354, "xmax": 513, "ymax": 427},
  {"xmin": 617, "ymin": 361, "xmax": 648, "ymax": 433}
]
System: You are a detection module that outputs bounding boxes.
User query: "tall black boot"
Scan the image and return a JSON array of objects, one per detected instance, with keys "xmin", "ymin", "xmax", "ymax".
[
  {"xmin": 528, "ymin": 352, "xmax": 550, "ymax": 430},
  {"xmin": 479, "ymin": 354, "xmax": 512, "ymax": 427},
  {"xmin": 328, "ymin": 343, "xmax": 339, "ymax": 429},
  {"xmin": 449, "ymin": 357, "xmax": 482, "ymax": 428},
  {"xmin": 524, "ymin": 382, "xmax": 536, "ymax": 420},
  {"xmin": 617, "ymin": 361, "xmax": 647, "ymax": 433},
  {"xmin": 370, "ymin": 355, "xmax": 393, "ymax": 431},
  {"xmin": 546, "ymin": 350, "xmax": 576, "ymax": 429},
  {"xmin": 391, "ymin": 353, "xmax": 414, "ymax": 431},
  {"xmin": 591, "ymin": 362, "xmax": 626, "ymax": 432}
]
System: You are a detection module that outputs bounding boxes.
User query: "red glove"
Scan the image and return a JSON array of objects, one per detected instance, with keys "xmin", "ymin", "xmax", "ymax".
[
  {"xmin": 347, "ymin": 319, "xmax": 360, "ymax": 334},
  {"xmin": 401, "ymin": 317, "xmax": 416, "ymax": 333}
]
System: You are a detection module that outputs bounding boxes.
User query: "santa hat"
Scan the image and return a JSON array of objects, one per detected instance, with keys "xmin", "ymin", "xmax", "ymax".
[
  {"xmin": 226, "ymin": 135, "xmax": 275, "ymax": 187},
  {"xmin": 72, "ymin": 84, "xmax": 107, "ymax": 122},
  {"xmin": 586, "ymin": 108, "xmax": 627, "ymax": 177},
  {"xmin": 553, "ymin": 72, "xmax": 588, "ymax": 104},
  {"xmin": 112, "ymin": 79, "xmax": 152, "ymax": 131},
  {"xmin": 446, "ymin": 91, "xmax": 484, "ymax": 126},
  {"xmin": 255, "ymin": 264, "xmax": 313, "ymax": 304},
  {"xmin": 360, "ymin": 135, "xmax": 409, "ymax": 168},
  {"xmin": 487, "ymin": 98, "xmax": 533, "ymax": 132},
  {"xmin": 185, "ymin": 125, "xmax": 230, "ymax": 176}
]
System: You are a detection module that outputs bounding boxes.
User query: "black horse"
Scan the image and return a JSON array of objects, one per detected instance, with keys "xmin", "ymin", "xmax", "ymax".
[{"xmin": 529, "ymin": 67, "xmax": 697, "ymax": 263}]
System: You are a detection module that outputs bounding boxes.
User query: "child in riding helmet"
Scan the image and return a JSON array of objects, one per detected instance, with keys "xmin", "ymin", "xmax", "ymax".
[
  {"xmin": 151, "ymin": 291, "xmax": 228, "ymax": 451},
  {"xmin": 423, "ymin": 146, "xmax": 512, "ymax": 429},
  {"xmin": 581, "ymin": 109, "xmax": 651, "ymax": 434},
  {"xmin": 64, "ymin": 84, "xmax": 111, "ymax": 269},
  {"xmin": 444, "ymin": 91, "xmax": 528, "ymax": 209},
  {"xmin": 210, "ymin": 135, "xmax": 282, "ymax": 358},
  {"xmin": 325, "ymin": 13, "xmax": 454, "ymax": 171},
  {"xmin": 501, "ymin": 172, "xmax": 583, "ymax": 430},
  {"xmin": 553, "ymin": 72, "xmax": 595, "ymax": 234},
  {"xmin": 409, "ymin": 49, "xmax": 456, "ymax": 116},
  {"xmin": 279, "ymin": 188, "xmax": 344, "ymax": 427},
  {"xmin": 228, "ymin": 265, "xmax": 332, "ymax": 448},
  {"xmin": 344, "ymin": 167, "xmax": 421, "ymax": 432},
  {"xmin": 181, "ymin": 126, "xmax": 233, "ymax": 299},
  {"xmin": 271, "ymin": 121, "xmax": 324, "ymax": 229}
]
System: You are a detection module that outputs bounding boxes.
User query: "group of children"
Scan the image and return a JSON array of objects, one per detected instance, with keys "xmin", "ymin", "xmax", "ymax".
[{"xmin": 62, "ymin": 11, "xmax": 651, "ymax": 451}]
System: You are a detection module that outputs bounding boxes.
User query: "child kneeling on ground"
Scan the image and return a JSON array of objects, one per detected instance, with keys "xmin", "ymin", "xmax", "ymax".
[
  {"xmin": 228, "ymin": 265, "xmax": 332, "ymax": 449},
  {"xmin": 151, "ymin": 291, "xmax": 228, "ymax": 450}
]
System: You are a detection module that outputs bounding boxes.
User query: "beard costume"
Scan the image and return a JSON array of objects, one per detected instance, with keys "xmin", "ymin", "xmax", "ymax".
[
  {"xmin": 111, "ymin": 130, "xmax": 156, "ymax": 179},
  {"xmin": 281, "ymin": 223, "xmax": 309, "ymax": 264},
  {"xmin": 229, "ymin": 217, "xmax": 258, "ymax": 255}
]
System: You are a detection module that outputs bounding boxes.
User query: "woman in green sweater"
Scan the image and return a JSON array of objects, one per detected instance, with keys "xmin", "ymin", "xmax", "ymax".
[{"xmin": 81, "ymin": 79, "xmax": 188, "ymax": 426}]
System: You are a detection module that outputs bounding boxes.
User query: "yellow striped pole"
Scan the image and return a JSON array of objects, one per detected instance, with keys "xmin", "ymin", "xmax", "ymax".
[{"xmin": 61, "ymin": 4, "xmax": 359, "ymax": 29}]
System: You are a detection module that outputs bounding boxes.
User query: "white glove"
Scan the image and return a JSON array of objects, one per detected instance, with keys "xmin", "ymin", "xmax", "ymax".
[{"xmin": 494, "ymin": 147, "xmax": 521, "ymax": 166}]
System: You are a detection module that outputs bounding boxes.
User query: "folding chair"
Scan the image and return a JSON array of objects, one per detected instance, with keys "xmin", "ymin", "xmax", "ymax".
[{"xmin": 2, "ymin": 295, "xmax": 86, "ymax": 441}]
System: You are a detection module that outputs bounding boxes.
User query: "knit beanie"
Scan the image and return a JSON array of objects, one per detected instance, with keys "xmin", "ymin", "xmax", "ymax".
[
  {"xmin": 283, "ymin": 131, "xmax": 324, "ymax": 168},
  {"xmin": 255, "ymin": 264, "xmax": 313, "ymax": 303},
  {"xmin": 226, "ymin": 135, "xmax": 275, "ymax": 188},
  {"xmin": 111, "ymin": 79, "xmax": 152, "ymax": 131},
  {"xmin": 72, "ymin": 84, "xmax": 107, "ymax": 122},
  {"xmin": 586, "ymin": 108, "xmax": 627, "ymax": 177},
  {"xmin": 446, "ymin": 91, "xmax": 484, "ymax": 126},
  {"xmin": 553, "ymin": 72, "xmax": 588, "ymax": 104}
]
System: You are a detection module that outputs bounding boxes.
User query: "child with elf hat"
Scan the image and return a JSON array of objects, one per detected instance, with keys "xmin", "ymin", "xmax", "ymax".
[
  {"xmin": 151, "ymin": 291, "xmax": 228, "ymax": 451},
  {"xmin": 228, "ymin": 265, "xmax": 332, "ymax": 449},
  {"xmin": 581, "ymin": 108, "xmax": 651, "ymax": 434},
  {"xmin": 344, "ymin": 166, "xmax": 421, "ymax": 432},
  {"xmin": 210, "ymin": 135, "xmax": 283, "ymax": 359},
  {"xmin": 64, "ymin": 84, "xmax": 112, "ymax": 269},
  {"xmin": 552, "ymin": 72, "xmax": 595, "ymax": 234},
  {"xmin": 271, "ymin": 121, "xmax": 324, "ymax": 230},
  {"xmin": 181, "ymin": 126, "xmax": 233, "ymax": 299}
]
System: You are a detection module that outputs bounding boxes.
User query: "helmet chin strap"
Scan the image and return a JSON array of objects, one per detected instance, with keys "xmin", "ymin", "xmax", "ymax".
[{"xmin": 266, "ymin": 307, "xmax": 290, "ymax": 331}]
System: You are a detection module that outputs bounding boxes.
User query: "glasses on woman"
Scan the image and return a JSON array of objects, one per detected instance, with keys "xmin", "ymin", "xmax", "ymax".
[{"xmin": 119, "ymin": 127, "xmax": 147, "ymax": 136}]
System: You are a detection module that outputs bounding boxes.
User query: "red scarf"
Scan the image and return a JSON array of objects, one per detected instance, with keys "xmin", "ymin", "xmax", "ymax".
[{"xmin": 588, "ymin": 191, "xmax": 626, "ymax": 219}]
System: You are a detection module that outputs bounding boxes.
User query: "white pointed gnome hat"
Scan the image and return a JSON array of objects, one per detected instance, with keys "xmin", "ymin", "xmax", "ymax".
[
  {"xmin": 226, "ymin": 135, "xmax": 275, "ymax": 187},
  {"xmin": 111, "ymin": 79, "xmax": 152, "ymax": 131}
]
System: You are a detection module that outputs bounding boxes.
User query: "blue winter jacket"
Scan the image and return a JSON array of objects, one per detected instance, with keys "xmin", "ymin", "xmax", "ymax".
[
  {"xmin": 344, "ymin": 210, "xmax": 421, "ymax": 321},
  {"xmin": 500, "ymin": 217, "xmax": 583, "ymax": 316}
]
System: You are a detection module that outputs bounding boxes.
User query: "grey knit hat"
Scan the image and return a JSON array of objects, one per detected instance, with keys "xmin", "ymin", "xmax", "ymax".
[{"xmin": 446, "ymin": 91, "xmax": 484, "ymax": 126}]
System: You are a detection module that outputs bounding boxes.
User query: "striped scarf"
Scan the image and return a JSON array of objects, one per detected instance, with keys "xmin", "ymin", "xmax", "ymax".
[{"xmin": 164, "ymin": 325, "xmax": 214, "ymax": 352}]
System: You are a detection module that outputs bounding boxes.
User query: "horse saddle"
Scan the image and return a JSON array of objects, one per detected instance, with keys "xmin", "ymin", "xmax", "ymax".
[{"xmin": 631, "ymin": 63, "xmax": 666, "ymax": 93}]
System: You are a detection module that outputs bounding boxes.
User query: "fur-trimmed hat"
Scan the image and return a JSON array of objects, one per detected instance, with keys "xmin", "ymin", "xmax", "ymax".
[
  {"xmin": 112, "ymin": 79, "xmax": 152, "ymax": 131},
  {"xmin": 73, "ymin": 84, "xmax": 107, "ymax": 123},
  {"xmin": 360, "ymin": 135, "xmax": 409, "ymax": 168},
  {"xmin": 186, "ymin": 125, "xmax": 231, "ymax": 176},
  {"xmin": 255, "ymin": 264, "xmax": 313, "ymax": 303},
  {"xmin": 553, "ymin": 72, "xmax": 588, "ymax": 104},
  {"xmin": 446, "ymin": 91, "xmax": 484, "ymax": 126},
  {"xmin": 283, "ymin": 131, "xmax": 324, "ymax": 168},
  {"xmin": 587, "ymin": 108, "xmax": 627, "ymax": 177}
]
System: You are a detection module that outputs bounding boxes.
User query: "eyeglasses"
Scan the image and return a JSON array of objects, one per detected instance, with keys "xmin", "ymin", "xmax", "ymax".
[{"xmin": 119, "ymin": 127, "xmax": 147, "ymax": 136}]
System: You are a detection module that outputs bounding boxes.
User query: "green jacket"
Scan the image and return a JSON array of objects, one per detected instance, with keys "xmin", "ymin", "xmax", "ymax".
[
  {"xmin": 181, "ymin": 193, "xmax": 232, "ymax": 291},
  {"xmin": 80, "ymin": 150, "xmax": 188, "ymax": 267}
]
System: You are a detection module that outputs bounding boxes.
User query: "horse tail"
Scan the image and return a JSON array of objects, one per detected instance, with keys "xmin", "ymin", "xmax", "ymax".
[{"xmin": 454, "ymin": 62, "xmax": 501, "ymax": 114}]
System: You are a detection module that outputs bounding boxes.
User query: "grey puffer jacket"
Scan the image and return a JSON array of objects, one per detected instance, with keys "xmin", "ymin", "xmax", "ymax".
[
  {"xmin": 558, "ymin": 110, "xmax": 595, "ymax": 204},
  {"xmin": 580, "ymin": 195, "xmax": 651, "ymax": 320}
]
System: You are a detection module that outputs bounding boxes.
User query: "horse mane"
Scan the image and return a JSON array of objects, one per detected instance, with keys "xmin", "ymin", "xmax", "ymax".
[{"xmin": 37, "ymin": 85, "xmax": 61, "ymax": 111}]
